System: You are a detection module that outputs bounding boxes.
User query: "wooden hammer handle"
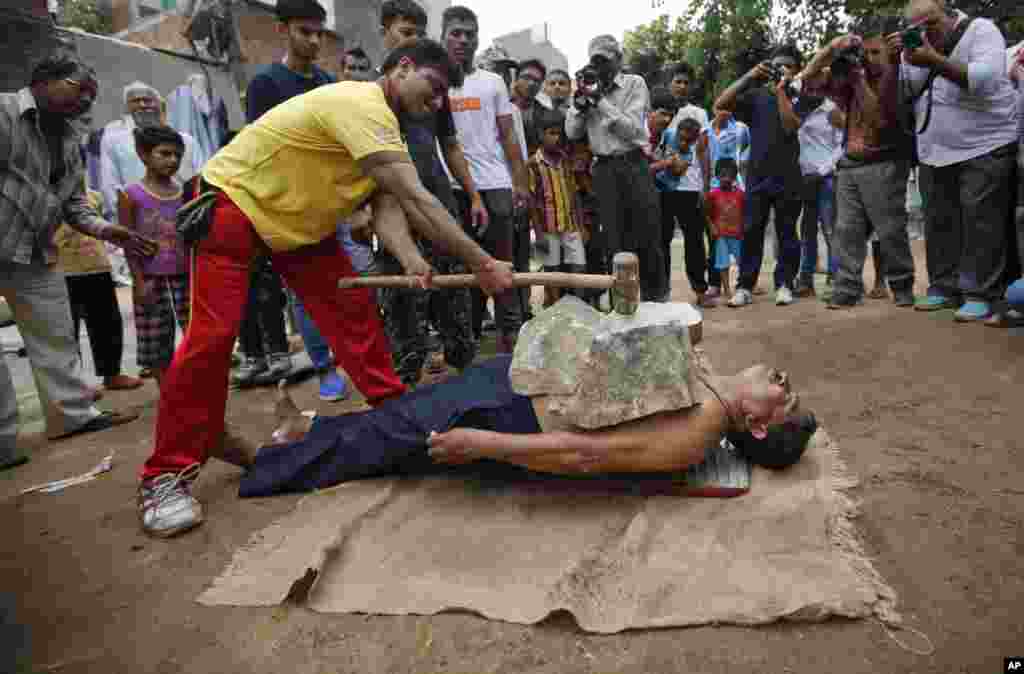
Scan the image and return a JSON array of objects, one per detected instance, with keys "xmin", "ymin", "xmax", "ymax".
[{"xmin": 338, "ymin": 272, "xmax": 615, "ymax": 290}]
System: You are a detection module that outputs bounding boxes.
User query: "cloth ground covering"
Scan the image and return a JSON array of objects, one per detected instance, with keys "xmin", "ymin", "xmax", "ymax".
[{"xmin": 198, "ymin": 428, "xmax": 899, "ymax": 633}]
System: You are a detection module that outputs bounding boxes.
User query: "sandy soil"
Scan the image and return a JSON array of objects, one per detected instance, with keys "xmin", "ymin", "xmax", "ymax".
[{"xmin": 0, "ymin": 241, "xmax": 1021, "ymax": 674}]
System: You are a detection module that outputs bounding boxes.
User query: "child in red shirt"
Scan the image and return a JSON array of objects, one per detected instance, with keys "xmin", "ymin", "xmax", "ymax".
[{"xmin": 704, "ymin": 159, "xmax": 745, "ymax": 298}]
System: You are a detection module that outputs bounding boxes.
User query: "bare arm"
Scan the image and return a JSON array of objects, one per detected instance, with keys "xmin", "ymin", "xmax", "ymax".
[
  {"xmin": 369, "ymin": 191, "xmax": 432, "ymax": 276},
  {"xmin": 715, "ymin": 65, "xmax": 768, "ymax": 114},
  {"xmin": 361, "ymin": 152, "xmax": 513, "ymax": 294},
  {"xmin": 442, "ymin": 135, "xmax": 489, "ymax": 229},
  {"xmin": 496, "ymin": 114, "xmax": 529, "ymax": 196},
  {"xmin": 441, "ymin": 135, "xmax": 478, "ymax": 197},
  {"xmin": 698, "ymin": 131, "xmax": 711, "ymax": 193},
  {"xmin": 429, "ymin": 398, "xmax": 729, "ymax": 475}
]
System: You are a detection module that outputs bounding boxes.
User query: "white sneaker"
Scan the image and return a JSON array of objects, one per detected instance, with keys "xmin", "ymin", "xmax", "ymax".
[
  {"xmin": 138, "ymin": 464, "xmax": 204, "ymax": 538},
  {"xmin": 728, "ymin": 288, "xmax": 753, "ymax": 307},
  {"xmin": 775, "ymin": 286, "xmax": 795, "ymax": 306}
]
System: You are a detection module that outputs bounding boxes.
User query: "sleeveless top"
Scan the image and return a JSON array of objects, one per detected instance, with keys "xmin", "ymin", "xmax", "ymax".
[{"xmin": 124, "ymin": 183, "xmax": 186, "ymax": 276}]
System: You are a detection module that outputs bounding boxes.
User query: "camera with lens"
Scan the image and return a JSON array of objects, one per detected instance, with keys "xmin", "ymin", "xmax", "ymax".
[
  {"xmin": 762, "ymin": 62, "xmax": 801, "ymax": 98},
  {"xmin": 830, "ymin": 43, "xmax": 865, "ymax": 79},
  {"xmin": 576, "ymin": 65, "xmax": 603, "ymax": 96},
  {"xmin": 901, "ymin": 23, "xmax": 924, "ymax": 50},
  {"xmin": 573, "ymin": 65, "xmax": 604, "ymax": 112}
]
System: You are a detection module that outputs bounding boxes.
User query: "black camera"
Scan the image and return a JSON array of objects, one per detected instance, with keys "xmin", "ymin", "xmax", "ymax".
[
  {"xmin": 901, "ymin": 24, "xmax": 924, "ymax": 50},
  {"xmin": 830, "ymin": 43, "xmax": 865, "ymax": 79},
  {"xmin": 573, "ymin": 65, "xmax": 604, "ymax": 112},
  {"xmin": 576, "ymin": 65, "xmax": 603, "ymax": 95},
  {"xmin": 762, "ymin": 62, "xmax": 800, "ymax": 97}
]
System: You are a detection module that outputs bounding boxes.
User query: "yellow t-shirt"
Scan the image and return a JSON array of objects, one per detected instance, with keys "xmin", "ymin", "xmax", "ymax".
[{"xmin": 202, "ymin": 82, "xmax": 408, "ymax": 251}]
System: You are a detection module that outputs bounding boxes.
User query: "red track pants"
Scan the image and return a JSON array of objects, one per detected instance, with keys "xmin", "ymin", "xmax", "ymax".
[{"xmin": 140, "ymin": 193, "xmax": 405, "ymax": 480}]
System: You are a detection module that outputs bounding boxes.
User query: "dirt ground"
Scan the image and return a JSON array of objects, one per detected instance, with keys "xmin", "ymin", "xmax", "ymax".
[{"xmin": 0, "ymin": 240, "xmax": 1022, "ymax": 674}]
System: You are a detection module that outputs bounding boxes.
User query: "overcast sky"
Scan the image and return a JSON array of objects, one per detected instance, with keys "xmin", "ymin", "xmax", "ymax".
[{"xmin": 473, "ymin": 1, "xmax": 681, "ymax": 73}]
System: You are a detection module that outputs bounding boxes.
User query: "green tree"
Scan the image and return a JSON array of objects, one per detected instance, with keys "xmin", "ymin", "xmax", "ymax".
[
  {"xmin": 625, "ymin": 0, "xmax": 1020, "ymax": 109},
  {"xmin": 623, "ymin": 14, "xmax": 695, "ymax": 66},
  {"xmin": 59, "ymin": 0, "xmax": 113, "ymax": 35}
]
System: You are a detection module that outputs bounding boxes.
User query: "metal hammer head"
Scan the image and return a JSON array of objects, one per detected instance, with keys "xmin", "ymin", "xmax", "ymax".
[{"xmin": 611, "ymin": 252, "xmax": 640, "ymax": 315}]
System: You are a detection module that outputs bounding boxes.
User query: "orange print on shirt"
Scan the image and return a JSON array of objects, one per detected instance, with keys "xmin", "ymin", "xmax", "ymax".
[{"xmin": 450, "ymin": 97, "xmax": 482, "ymax": 112}]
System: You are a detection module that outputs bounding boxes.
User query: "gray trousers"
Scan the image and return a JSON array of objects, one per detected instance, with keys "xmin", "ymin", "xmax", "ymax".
[
  {"xmin": 833, "ymin": 158, "xmax": 915, "ymax": 302},
  {"xmin": 919, "ymin": 142, "xmax": 1017, "ymax": 302},
  {"xmin": 0, "ymin": 261, "xmax": 100, "ymax": 456}
]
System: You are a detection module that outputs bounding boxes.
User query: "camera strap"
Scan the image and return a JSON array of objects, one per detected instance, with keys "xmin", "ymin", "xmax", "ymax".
[{"xmin": 903, "ymin": 16, "xmax": 974, "ymax": 135}]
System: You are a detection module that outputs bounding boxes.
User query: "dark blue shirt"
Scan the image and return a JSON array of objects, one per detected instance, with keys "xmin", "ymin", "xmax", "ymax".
[
  {"xmin": 734, "ymin": 87, "xmax": 804, "ymax": 195},
  {"xmin": 245, "ymin": 63, "xmax": 336, "ymax": 124},
  {"xmin": 402, "ymin": 97, "xmax": 457, "ymax": 205}
]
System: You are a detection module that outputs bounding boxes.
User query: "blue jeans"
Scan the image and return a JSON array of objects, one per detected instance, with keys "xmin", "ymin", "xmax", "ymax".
[
  {"xmin": 799, "ymin": 174, "xmax": 836, "ymax": 278},
  {"xmin": 290, "ymin": 227, "xmax": 376, "ymax": 372},
  {"xmin": 291, "ymin": 293, "xmax": 332, "ymax": 371}
]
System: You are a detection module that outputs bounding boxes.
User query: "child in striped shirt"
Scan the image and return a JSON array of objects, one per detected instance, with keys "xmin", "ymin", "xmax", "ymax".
[{"xmin": 528, "ymin": 111, "xmax": 587, "ymax": 307}]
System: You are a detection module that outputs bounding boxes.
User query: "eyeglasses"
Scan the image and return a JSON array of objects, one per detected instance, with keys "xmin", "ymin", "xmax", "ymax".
[{"xmin": 64, "ymin": 77, "xmax": 97, "ymax": 97}]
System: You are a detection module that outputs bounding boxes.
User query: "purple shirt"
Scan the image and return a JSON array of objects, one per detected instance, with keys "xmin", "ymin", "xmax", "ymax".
[{"xmin": 124, "ymin": 183, "xmax": 187, "ymax": 276}]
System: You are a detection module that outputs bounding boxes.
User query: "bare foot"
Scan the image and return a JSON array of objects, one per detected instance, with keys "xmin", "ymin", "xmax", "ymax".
[
  {"xmin": 211, "ymin": 424, "xmax": 259, "ymax": 468},
  {"xmin": 271, "ymin": 381, "xmax": 311, "ymax": 444},
  {"xmin": 274, "ymin": 380, "xmax": 301, "ymax": 424},
  {"xmin": 867, "ymin": 286, "xmax": 888, "ymax": 300}
]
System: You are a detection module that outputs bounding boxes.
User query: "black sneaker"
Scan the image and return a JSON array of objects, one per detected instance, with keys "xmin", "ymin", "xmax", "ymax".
[{"xmin": 892, "ymin": 288, "xmax": 915, "ymax": 307}]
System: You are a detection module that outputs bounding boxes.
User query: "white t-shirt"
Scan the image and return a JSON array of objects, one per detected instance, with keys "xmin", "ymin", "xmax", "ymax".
[
  {"xmin": 798, "ymin": 99, "xmax": 842, "ymax": 177},
  {"xmin": 901, "ymin": 14, "xmax": 1019, "ymax": 167},
  {"xmin": 448, "ymin": 69, "xmax": 516, "ymax": 191},
  {"xmin": 670, "ymin": 103, "xmax": 709, "ymax": 133}
]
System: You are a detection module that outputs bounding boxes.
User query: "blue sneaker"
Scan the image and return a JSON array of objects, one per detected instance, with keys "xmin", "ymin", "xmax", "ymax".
[
  {"xmin": 953, "ymin": 301, "xmax": 991, "ymax": 323},
  {"xmin": 318, "ymin": 369, "xmax": 350, "ymax": 402}
]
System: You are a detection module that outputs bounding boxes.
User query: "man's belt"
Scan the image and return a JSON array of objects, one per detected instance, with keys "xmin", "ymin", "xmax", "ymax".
[{"xmin": 594, "ymin": 148, "xmax": 646, "ymax": 163}]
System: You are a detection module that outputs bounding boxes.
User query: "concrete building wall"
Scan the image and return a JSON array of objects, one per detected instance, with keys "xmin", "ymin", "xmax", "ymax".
[
  {"xmin": 110, "ymin": 0, "xmax": 451, "ymax": 82},
  {"xmin": 70, "ymin": 29, "xmax": 245, "ymax": 130},
  {"xmin": 0, "ymin": 3, "xmax": 63, "ymax": 93},
  {"xmin": 493, "ymin": 26, "xmax": 569, "ymax": 73}
]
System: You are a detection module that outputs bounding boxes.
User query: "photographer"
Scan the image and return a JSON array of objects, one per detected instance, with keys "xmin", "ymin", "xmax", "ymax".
[
  {"xmin": 715, "ymin": 45, "xmax": 807, "ymax": 308},
  {"xmin": 893, "ymin": 0, "xmax": 1018, "ymax": 321},
  {"xmin": 566, "ymin": 35, "xmax": 667, "ymax": 302},
  {"xmin": 796, "ymin": 17, "xmax": 916, "ymax": 309}
]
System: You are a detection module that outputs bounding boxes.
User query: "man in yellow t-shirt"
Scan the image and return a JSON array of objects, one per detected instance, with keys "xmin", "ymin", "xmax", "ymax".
[{"xmin": 138, "ymin": 38, "xmax": 515, "ymax": 539}]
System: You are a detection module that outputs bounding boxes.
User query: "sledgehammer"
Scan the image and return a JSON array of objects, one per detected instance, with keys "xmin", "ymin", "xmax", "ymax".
[{"xmin": 338, "ymin": 252, "xmax": 641, "ymax": 316}]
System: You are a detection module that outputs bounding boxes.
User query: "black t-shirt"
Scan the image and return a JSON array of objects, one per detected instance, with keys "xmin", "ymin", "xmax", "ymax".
[
  {"xmin": 245, "ymin": 63, "xmax": 335, "ymax": 123},
  {"xmin": 402, "ymin": 97, "xmax": 457, "ymax": 207},
  {"xmin": 734, "ymin": 87, "xmax": 804, "ymax": 195}
]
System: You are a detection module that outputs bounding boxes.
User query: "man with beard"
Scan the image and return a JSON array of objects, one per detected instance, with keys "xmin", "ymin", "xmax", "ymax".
[
  {"xmin": 0, "ymin": 54, "xmax": 156, "ymax": 468},
  {"xmin": 136, "ymin": 39, "xmax": 514, "ymax": 538},
  {"xmin": 798, "ymin": 17, "xmax": 918, "ymax": 309},
  {"xmin": 896, "ymin": 0, "xmax": 1018, "ymax": 321}
]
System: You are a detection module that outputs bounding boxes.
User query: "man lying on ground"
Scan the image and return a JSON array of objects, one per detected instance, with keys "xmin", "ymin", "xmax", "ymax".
[{"xmin": 210, "ymin": 354, "xmax": 812, "ymax": 498}]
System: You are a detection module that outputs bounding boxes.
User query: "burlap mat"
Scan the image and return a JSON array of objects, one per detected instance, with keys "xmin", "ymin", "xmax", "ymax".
[{"xmin": 199, "ymin": 428, "xmax": 898, "ymax": 633}]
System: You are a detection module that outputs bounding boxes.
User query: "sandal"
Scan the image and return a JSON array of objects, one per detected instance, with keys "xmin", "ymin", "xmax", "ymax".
[{"xmin": 53, "ymin": 410, "xmax": 140, "ymax": 441}]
